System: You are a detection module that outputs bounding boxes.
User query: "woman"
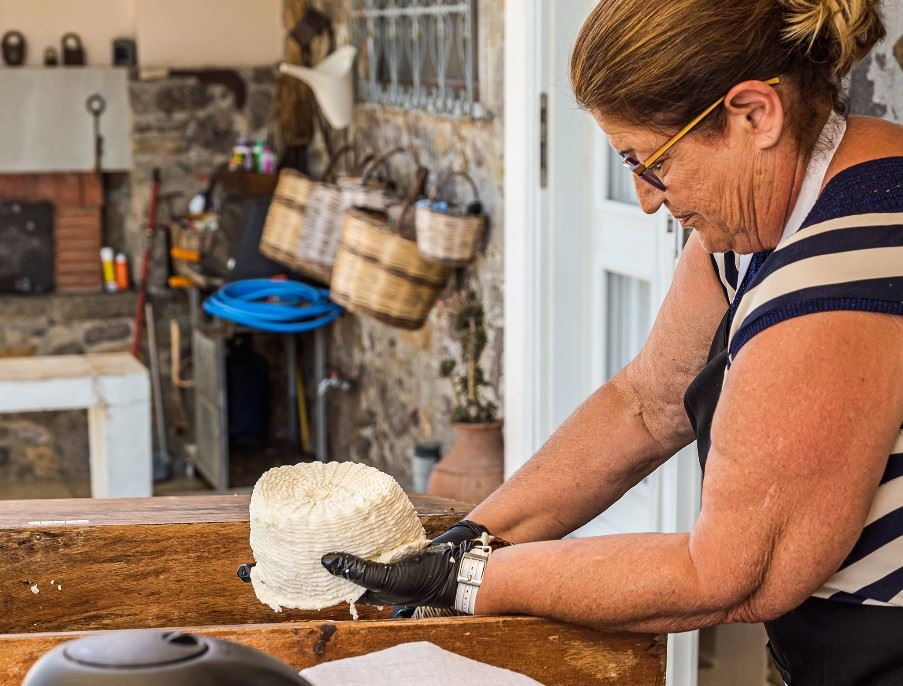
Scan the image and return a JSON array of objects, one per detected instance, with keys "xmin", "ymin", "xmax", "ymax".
[{"xmin": 323, "ymin": 0, "xmax": 903, "ymax": 681}]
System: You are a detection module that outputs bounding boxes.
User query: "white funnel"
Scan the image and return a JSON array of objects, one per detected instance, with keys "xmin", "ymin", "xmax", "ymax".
[{"xmin": 279, "ymin": 45, "xmax": 357, "ymax": 130}]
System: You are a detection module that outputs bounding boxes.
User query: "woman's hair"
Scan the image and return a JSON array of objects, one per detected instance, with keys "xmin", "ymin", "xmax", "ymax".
[{"xmin": 570, "ymin": 0, "xmax": 885, "ymax": 138}]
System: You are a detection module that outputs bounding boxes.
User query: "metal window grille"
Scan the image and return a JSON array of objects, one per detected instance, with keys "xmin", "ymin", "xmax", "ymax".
[{"xmin": 351, "ymin": 0, "xmax": 487, "ymax": 119}]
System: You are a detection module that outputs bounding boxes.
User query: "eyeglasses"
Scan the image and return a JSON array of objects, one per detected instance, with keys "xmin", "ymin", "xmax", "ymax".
[{"xmin": 620, "ymin": 77, "xmax": 781, "ymax": 192}]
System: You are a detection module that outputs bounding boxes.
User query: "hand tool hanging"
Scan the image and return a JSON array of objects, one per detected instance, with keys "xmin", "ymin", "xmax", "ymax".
[
  {"xmin": 85, "ymin": 93, "xmax": 106, "ymax": 173},
  {"xmin": 131, "ymin": 168, "xmax": 161, "ymax": 358}
]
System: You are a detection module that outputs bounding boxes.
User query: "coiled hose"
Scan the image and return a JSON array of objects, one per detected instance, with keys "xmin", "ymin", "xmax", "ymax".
[{"xmin": 203, "ymin": 279, "xmax": 342, "ymax": 333}]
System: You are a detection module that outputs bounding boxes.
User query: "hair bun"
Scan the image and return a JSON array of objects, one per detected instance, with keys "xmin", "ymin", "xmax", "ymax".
[{"xmin": 779, "ymin": 0, "xmax": 885, "ymax": 76}]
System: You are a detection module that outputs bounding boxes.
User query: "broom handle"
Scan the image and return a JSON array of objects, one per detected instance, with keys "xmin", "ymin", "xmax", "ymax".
[{"xmin": 131, "ymin": 168, "xmax": 161, "ymax": 359}]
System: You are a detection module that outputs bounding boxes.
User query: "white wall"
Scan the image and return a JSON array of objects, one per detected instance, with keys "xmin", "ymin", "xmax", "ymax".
[
  {"xmin": 0, "ymin": 0, "xmax": 282, "ymax": 68},
  {"xmin": 135, "ymin": 0, "xmax": 283, "ymax": 68},
  {"xmin": 0, "ymin": 0, "xmax": 136, "ymax": 66}
]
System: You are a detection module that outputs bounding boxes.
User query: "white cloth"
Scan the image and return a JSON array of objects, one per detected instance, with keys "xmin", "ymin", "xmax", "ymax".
[
  {"xmin": 299, "ymin": 641, "xmax": 544, "ymax": 686},
  {"xmin": 735, "ymin": 110, "xmax": 847, "ymax": 286}
]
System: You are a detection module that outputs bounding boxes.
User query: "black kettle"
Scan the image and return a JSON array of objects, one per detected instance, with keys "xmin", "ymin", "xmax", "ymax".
[{"xmin": 23, "ymin": 629, "xmax": 312, "ymax": 685}]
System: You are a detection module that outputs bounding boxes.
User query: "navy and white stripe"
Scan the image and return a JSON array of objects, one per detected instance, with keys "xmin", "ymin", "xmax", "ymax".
[
  {"xmin": 710, "ymin": 252, "xmax": 740, "ymax": 303},
  {"xmin": 813, "ymin": 434, "xmax": 903, "ymax": 606},
  {"xmin": 713, "ymin": 156, "xmax": 903, "ymax": 607}
]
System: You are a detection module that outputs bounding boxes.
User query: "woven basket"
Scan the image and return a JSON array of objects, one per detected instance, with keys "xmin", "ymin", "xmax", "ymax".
[
  {"xmin": 415, "ymin": 170, "xmax": 486, "ymax": 267},
  {"xmin": 331, "ymin": 206, "xmax": 450, "ymax": 330},
  {"xmin": 259, "ymin": 146, "xmax": 357, "ymax": 284}
]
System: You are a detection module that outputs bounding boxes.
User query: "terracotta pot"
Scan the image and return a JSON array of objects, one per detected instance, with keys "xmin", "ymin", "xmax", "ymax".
[{"xmin": 427, "ymin": 421, "xmax": 504, "ymax": 503}]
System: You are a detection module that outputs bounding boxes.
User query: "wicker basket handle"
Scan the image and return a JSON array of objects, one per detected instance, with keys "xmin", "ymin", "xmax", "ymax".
[
  {"xmin": 428, "ymin": 169, "xmax": 481, "ymax": 205},
  {"xmin": 360, "ymin": 146, "xmax": 421, "ymax": 186},
  {"xmin": 320, "ymin": 144, "xmax": 357, "ymax": 182},
  {"xmin": 395, "ymin": 165, "xmax": 429, "ymax": 241},
  {"xmin": 353, "ymin": 149, "xmax": 377, "ymax": 174}
]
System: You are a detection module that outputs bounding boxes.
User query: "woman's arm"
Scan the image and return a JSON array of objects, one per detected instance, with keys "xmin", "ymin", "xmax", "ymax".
[
  {"xmin": 475, "ymin": 310, "xmax": 903, "ymax": 632},
  {"xmin": 469, "ymin": 234, "xmax": 728, "ymax": 543}
]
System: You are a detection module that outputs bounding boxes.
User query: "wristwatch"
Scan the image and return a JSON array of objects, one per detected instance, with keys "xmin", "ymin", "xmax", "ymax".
[{"xmin": 454, "ymin": 532, "xmax": 493, "ymax": 614}]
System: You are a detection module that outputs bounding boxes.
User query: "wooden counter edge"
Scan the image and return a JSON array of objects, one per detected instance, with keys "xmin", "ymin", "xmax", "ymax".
[
  {"xmin": 0, "ymin": 615, "xmax": 666, "ymax": 686},
  {"xmin": 0, "ymin": 493, "xmax": 474, "ymax": 528}
]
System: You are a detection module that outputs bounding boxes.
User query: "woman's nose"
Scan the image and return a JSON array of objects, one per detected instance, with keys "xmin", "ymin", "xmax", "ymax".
[{"xmin": 633, "ymin": 176, "xmax": 665, "ymax": 215}]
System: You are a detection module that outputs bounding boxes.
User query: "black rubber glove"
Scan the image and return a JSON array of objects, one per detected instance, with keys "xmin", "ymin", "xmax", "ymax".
[
  {"xmin": 391, "ymin": 519, "xmax": 489, "ymax": 617},
  {"xmin": 321, "ymin": 539, "xmax": 481, "ymax": 609},
  {"xmin": 430, "ymin": 519, "xmax": 489, "ymax": 546}
]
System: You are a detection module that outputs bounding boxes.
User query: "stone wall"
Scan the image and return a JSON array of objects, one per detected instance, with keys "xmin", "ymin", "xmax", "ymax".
[
  {"xmin": 301, "ymin": 0, "xmax": 505, "ymax": 487},
  {"xmin": 849, "ymin": 3, "xmax": 903, "ymax": 122},
  {"xmin": 124, "ymin": 68, "xmax": 277, "ymax": 287}
]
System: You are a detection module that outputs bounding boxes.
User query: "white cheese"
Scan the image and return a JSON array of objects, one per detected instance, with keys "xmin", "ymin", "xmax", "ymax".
[{"xmin": 249, "ymin": 461, "xmax": 428, "ymax": 613}]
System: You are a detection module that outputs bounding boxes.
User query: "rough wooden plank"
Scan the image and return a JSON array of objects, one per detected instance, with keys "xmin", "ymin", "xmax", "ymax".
[
  {"xmin": 0, "ymin": 616, "xmax": 666, "ymax": 686},
  {"xmin": 0, "ymin": 495, "xmax": 472, "ymax": 633},
  {"xmin": 0, "ymin": 493, "xmax": 471, "ymax": 527}
]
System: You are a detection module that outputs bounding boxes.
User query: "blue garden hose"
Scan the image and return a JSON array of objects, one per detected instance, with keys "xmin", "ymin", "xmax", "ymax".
[{"xmin": 203, "ymin": 279, "xmax": 342, "ymax": 333}]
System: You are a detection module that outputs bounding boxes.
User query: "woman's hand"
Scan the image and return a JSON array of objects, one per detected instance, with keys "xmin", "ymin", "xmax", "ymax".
[
  {"xmin": 388, "ymin": 519, "xmax": 493, "ymax": 617},
  {"xmin": 321, "ymin": 540, "xmax": 481, "ymax": 609}
]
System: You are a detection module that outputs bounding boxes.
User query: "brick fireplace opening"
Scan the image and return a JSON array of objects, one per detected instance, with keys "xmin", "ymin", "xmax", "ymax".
[{"xmin": 0, "ymin": 173, "xmax": 103, "ymax": 293}]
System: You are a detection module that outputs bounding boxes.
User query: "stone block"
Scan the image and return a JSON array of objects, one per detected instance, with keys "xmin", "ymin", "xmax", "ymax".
[{"xmin": 84, "ymin": 322, "xmax": 131, "ymax": 346}]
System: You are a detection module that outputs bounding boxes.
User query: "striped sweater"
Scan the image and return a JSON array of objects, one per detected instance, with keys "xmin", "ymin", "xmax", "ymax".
[{"xmin": 711, "ymin": 156, "xmax": 903, "ymax": 607}]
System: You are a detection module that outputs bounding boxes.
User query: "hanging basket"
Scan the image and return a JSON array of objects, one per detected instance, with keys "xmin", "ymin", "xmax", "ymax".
[
  {"xmin": 258, "ymin": 145, "xmax": 357, "ymax": 284},
  {"xmin": 330, "ymin": 203, "xmax": 450, "ymax": 330},
  {"xmin": 415, "ymin": 170, "xmax": 485, "ymax": 267}
]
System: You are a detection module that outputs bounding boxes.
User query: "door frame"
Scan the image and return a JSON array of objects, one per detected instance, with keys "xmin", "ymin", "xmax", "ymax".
[{"xmin": 503, "ymin": 2, "xmax": 699, "ymax": 683}]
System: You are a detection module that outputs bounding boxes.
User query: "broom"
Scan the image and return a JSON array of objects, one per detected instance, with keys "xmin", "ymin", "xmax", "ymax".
[{"xmin": 131, "ymin": 168, "xmax": 161, "ymax": 359}]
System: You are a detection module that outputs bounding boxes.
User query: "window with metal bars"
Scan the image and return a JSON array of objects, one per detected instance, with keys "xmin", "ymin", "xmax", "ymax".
[{"xmin": 351, "ymin": 0, "xmax": 486, "ymax": 119}]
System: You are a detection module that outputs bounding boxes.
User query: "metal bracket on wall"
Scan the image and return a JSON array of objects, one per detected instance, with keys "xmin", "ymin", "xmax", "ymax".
[{"xmin": 351, "ymin": 0, "xmax": 488, "ymax": 120}]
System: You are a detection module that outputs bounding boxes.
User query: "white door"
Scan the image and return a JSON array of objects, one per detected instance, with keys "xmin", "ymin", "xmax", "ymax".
[
  {"xmin": 504, "ymin": 2, "xmax": 700, "ymax": 683},
  {"xmin": 568, "ymin": 132, "xmax": 671, "ymax": 538}
]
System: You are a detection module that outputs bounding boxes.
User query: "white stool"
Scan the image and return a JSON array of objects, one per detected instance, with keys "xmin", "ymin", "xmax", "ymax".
[{"xmin": 0, "ymin": 353, "xmax": 152, "ymax": 498}]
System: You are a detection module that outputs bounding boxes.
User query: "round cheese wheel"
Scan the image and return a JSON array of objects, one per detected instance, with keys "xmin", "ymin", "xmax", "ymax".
[{"xmin": 249, "ymin": 461, "xmax": 428, "ymax": 612}]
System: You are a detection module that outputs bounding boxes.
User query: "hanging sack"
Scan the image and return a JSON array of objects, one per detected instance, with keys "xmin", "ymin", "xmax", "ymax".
[
  {"xmin": 415, "ymin": 170, "xmax": 486, "ymax": 266},
  {"xmin": 330, "ymin": 168, "xmax": 450, "ymax": 330}
]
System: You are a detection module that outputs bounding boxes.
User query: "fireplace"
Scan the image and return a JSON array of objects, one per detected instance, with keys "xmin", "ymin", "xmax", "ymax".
[{"xmin": 0, "ymin": 173, "xmax": 103, "ymax": 293}]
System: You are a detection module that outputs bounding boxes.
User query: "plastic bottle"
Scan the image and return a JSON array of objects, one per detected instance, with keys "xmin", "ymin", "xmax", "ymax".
[
  {"xmin": 115, "ymin": 253, "xmax": 130, "ymax": 291},
  {"xmin": 252, "ymin": 137, "xmax": 265, "ymax": 172},
  {"xmin": 260, "ymin": 144, "xmax": 276, "ymax": 174},
  {"xmin": 229, "ymin": 137, "xmax": 250, "ymax": 172},
  {"xmin": 100, "ymin": 247, "xmax": 118, "ymax": 292}
]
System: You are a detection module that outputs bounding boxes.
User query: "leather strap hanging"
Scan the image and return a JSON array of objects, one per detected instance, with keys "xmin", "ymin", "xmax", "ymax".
[{"xmin": 290, "ymin": 8, "xmax": 335, "ymax": 68}]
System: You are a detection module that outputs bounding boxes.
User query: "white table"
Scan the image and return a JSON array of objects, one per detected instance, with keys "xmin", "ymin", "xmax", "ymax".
[{"xmin": 0, "ymin": 353, "xmax": 151, "ymax": 498}]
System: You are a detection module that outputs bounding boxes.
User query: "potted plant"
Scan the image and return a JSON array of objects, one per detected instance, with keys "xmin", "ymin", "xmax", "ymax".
[{"xmin": 427, "ymin": 289, "xmax": 504, "ymax": 503}]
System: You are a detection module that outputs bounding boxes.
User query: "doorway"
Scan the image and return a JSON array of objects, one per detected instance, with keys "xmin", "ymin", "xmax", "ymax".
[{"xmin": 503, "ymin": 1, "xmax": 700, "ymax": 683}]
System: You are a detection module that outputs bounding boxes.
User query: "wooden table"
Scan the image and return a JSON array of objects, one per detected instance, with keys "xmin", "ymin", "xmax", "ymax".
[{"xmin": 0, "ymin": 494, "xmax": 665, "ymax": 685}]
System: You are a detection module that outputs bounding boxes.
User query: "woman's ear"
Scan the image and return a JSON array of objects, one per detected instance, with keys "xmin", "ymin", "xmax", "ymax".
[{"xmin": 722, "ymin": 80, "xmax": 785, "ymax": 150}]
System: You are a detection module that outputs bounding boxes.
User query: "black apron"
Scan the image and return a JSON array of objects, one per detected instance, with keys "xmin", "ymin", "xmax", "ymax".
[{"xmin": 684, "ymin": 263, "xmax": 903, "ymax": 685}]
